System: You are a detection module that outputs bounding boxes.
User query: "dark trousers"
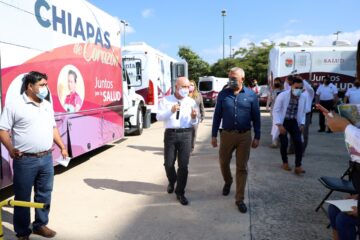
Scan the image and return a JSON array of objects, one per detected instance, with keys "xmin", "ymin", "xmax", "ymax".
[
  {"xmin": 279, "ymin": 119, "xmax": 303, "ymax": 167},
  {"xmin": 164, "ymin": 129, "xmax": 192, "ymax": 196},
  {"xmin": 289, "ymin": 112, "xmax": 311, "ymax": 153},
  {"xmin": 319, "ymin": 100, "xmax": 334, "ymax": 131},
  {"xmin": 13, "ymin": 152, "xmax": 54, "ymax": 237}
]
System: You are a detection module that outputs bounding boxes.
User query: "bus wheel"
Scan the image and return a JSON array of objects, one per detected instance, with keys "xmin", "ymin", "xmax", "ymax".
[{"xmin": 133, "ymin": 105, "xmax": 143, "ymax": 135}]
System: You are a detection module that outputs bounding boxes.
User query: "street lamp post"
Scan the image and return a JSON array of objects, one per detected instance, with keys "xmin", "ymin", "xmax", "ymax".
[
  {"xmin": 221, "ymin": 9, "xmax": 226, "ymax": 60},
  {"xmin": 333, "ymin": 30, "xmax": 342, "ymax": 41},
  {"xmin": 229, "ymin": 35, "xmax": 232, "ymax": 58},
  {"xmin": 120, "ymin": 20, "xmax": 128, "ymax": 46}
]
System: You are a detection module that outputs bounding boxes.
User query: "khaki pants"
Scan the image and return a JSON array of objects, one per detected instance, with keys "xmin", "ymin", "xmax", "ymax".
[{"xmin": 219, "ymin": 130, "xmax": 252, "ymax": 203}]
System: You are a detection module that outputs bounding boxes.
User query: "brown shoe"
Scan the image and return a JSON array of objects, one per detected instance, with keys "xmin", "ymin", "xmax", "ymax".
[
  {"xmin": 294, "ymin": 167, "xmax": 306, "ymax": 175},
  {"xmin": 281, "ymin": 163, "xmax": 292, "ymax": 171},
  {"xmin": 17, "ymin": 236, "xmax": 30, "ymax": 240},
  {"xmin": 33, "ymin": 225, "xmax": 56, "ymax": 238}
]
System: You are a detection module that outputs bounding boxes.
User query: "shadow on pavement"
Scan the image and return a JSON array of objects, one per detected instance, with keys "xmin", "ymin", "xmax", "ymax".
[
  {"xmin": 83, "ymin": 179, "xmax": 164, "ymax": 195},
  {"xmin": 127, "ymin": 145, "xmax": 163, "ymax": 155}
]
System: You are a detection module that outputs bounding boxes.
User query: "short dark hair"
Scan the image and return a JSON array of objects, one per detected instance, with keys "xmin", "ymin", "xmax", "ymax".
[
  {"xmin": 323, "ymin": 76, "xmax": 330, "ymax": 81},
  {"xmin": 292, "ymin": 76, "xmax": 303, "ymax": 85},
  {"xmin": 21, "ymin": 71, "xmax": 48, "ymax": 93},
  {"xmin": 68, "ymin": 70, "xmax": 77, "ymax": 83}
]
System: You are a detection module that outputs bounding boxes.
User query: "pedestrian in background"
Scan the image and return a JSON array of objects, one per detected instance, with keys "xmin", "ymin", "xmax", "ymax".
[
  {"xmin": 344, "ymin": 79, "xmax": 360, "ymax": 104},
  {"xmin": 0, "ymin": 71, "xmax": 68, "ymax": 240},
  {"xmin": 156, "ymin": 77, "xmax": 198, "ymax": 206},
  {"xmin": 211, "ymin": 67, "xmax": 261, "ymax": 213},
  {"xmin": 189, "ymin": 79, "xmax": 205, "ymax": 152},
  {"xmin": 272, "ymin": 76, "xmax": 307, "ymax": 174},
  {"xmin": 315, "ymin": 76, "xmax": 338, "ymax": 133},
  {"xmin": 269, "ymin": 77, "xmax": 284, "ymax": 148}
]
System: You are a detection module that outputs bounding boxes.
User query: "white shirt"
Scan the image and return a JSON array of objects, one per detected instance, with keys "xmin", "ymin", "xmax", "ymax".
[
  {"xmin": 316, "ymin": 83, "xmax": 338, "ymax": 101},
  {"xmin": 345, "ymin": 87, "xmax": 360, "ymax": 104},
  {"xmin": 302, "ymin": 80, "xmax": 315, "ymax": 113},
  {"xmin": 0, "ymin": 93, "xmax": 56, "ymax": 153},
  {"xmin": 156, "ymin": 95, "xmax": 198, "ymax": 129},
  {"xmin": 344, "ymin": 124, "xmax": 360, "ymax": 163}
]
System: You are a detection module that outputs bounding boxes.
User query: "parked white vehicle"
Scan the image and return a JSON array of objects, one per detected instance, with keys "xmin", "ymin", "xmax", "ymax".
[
  {"xmin": 268, "ymin": 42, "xmax": 357, "ymax": 95},
  {"xmin": 122, "ymin": 42, "xmax": 188, "ymax": 115},
  {"xmin": 198, "ymin": 76, "xmax": 228, "ymax": 107}
]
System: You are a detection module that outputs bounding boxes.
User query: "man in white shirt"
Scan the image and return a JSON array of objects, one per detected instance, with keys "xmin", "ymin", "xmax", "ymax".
[
  {"xmin": 156, "ymin": 77, "xmax": 198, "ymax": 205},
  {"xmin": 344, "ymin": 79, "xmax": 360, "ymax": 104},
  {"xmin": 273, "ymin": 76, "xmax": 307, "ymax": 174},
  {"xmin": 315, "ymin": 76, "xmax": 338, "ymax": 132}
]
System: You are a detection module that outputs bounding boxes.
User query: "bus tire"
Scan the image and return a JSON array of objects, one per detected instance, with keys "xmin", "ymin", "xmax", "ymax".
[{"xmin": 133, "ymin": 105, "xmax": 143, "ymax": 135}]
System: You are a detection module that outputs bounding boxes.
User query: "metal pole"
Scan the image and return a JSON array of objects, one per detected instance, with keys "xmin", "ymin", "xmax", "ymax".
[
  {"xmin": 229, "ymin": 35, "xmax": 232, "ymax": 58},
  {"xmin": 121, "ymin": 20, "xmax": 128, "ymax": 46},
  {"xmin": 221, "ymin": 10, "xmax": 226, "ymax": 60}
]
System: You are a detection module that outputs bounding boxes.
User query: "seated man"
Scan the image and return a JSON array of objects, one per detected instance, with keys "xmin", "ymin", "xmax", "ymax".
[{"xmin": 328, "ymin": 195, "xmax": 358, "ymax": 240}]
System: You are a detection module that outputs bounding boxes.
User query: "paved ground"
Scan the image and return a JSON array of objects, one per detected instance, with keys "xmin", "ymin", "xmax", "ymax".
[{"xmin": 0, "ymin": 108, "xmax": 350, "ymax": 240}]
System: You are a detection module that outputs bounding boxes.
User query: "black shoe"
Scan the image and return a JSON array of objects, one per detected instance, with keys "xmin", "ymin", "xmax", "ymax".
[
  {"xmin": 176, "ymin": 195, "xmax": 189, "ymax": 205},
  {"xmin": 318, "ymin": 129, "xmax": 325, "ymax": 132},
  {"xmin": 236, "ymin": 202, "xmax": 247, "ymax": 213},
  {"xmin": 167, "ymin": 183, "xmax": 174, "ymax": 194},
  {"xmin": 222, "ymin": 183, "xmax": 232, "ymax": 196},
  {"xmin": 327, "ymin": 129, "xmax": 332, "ymax": 133}
]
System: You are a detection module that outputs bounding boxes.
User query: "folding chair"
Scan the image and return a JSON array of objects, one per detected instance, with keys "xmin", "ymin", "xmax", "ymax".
[{"xmin": 315, "ymin": 165, "xmax": 357, "ymax": 212}]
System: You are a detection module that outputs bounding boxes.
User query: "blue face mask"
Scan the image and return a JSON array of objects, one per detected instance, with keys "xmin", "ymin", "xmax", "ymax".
[
  {"xmin": 178, "ymin": 88, "xmax": 189, "ymax": 98},
  {"xmin": 292, "ymin": 88, "xmax": 302, "ymax": 97},
  {"xmin": 36, "ymin": 87, "xmax": 48, "ymax": 100},
  {"xmin": 228, "ymin": 77, "xmax": 239, "ymax": 89}
]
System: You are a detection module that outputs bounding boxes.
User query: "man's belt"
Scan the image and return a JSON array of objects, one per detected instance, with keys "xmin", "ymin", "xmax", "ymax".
[
  {"xmin": 166, "ymin": 128, "xmax": 192, "ymax": 133},
  {"xmin": 223, "ymin": 129, "xmax": 250, "ymax": 134},
  {"xmin": 22, "ymin": 149, "xmax": 53, "ymax": 158}
]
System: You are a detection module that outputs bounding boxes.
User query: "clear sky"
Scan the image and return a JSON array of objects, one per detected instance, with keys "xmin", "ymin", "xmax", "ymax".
[{"xmin": 88, "ymin": 0, "xmax": 360, "ymax": 63}]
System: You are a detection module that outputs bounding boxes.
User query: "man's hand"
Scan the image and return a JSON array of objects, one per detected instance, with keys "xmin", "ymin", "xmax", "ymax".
[
  {"xmin": 10, "ymin": 148, "xmax": 22, "ymax": 159},
  {"xmin": 251, "ymin": 139, "xmax": 259, "ymax": 148},
  {"xmin": 348, "ymin": 206, "xmax": 358, "ymax": 217},
  {"xmin": 278, "ymin": 125, "xmax": 287, "ymax": 135},
  {"xmin": 325, "ymin": 112, "xmax": 350, "ymax": 132},
  {"xmin": 191, "ymin": 108, "xmax": 197, "ymax": 119},
  {"xmin": 211, "ymin": 137, "xmax": 217, "ymax": 148},
  {"xmin": 300, "ymin": 125, "xmax": 304, "ymax": 133},
  {"xmin": 60, "ymin": 148, "xmax": 69, "ymax": 159},
  {"xmin": 171, "ymin": 103, "xmax": 180, "ymax": 113}
]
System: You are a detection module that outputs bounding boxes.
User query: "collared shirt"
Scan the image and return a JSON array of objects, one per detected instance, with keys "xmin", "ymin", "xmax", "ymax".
[
  {"xmin": 0, "ymin": 93, "xmax": 56, "ymax": 153},
  {"xmin": 212, "ymin": 87, "xmax": 261, "ymax": 139},
  {"xmin": 316, "ymin": 83, "xmax": 338, "ymax": 101},
  {"xmin": 285, "ymin": 94, "xmax": 299, "ymax": 119},
  {"xmin": 345, "ymin": 87, "xmax": 360, "ymax": 104},
  {"xmin": 345, "ymin": 124, "xmax": 360, "ymax": 163},
  {"xmin": 156, "ymin": 95, "xmax": 198, "ymax": 129}
]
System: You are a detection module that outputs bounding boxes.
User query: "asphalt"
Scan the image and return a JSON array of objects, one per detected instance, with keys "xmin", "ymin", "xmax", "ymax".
[{"xmin": 0, "ymin": 107, "xmax": 351, "ymax": 240}]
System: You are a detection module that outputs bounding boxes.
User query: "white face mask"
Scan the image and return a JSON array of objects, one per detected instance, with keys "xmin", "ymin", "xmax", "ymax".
[
  {"xmin": 178, "ymin": 88, "xmax": 189, "ymax": 98},
  {"xmin": 292, "ymin": 88, "xmax": 302, "ymax": 97},
  {"xmin": 36, "ymin": 86, "xmax": 48, "ymax": 100}
]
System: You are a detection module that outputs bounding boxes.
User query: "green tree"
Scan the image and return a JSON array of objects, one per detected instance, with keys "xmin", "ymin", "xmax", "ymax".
[{"xmin": 178, "ymin": 46, "xmax": 211, "ymax": 82}]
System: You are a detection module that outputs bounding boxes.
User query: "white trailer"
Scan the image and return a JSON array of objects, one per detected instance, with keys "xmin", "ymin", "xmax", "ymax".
[
  {"xmin": 268, "ymin": 43, "xmax": 357, "ymax": 94},
  {"xmin": 198, "ymin": 76, "xmax": 228, "ymax": 107},
  {"xmin": 122, "ymin": 42, "xmax": 188, "ymax": 115}
]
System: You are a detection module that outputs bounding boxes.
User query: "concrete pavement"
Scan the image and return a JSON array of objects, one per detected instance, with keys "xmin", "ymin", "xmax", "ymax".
[{"xmin": 1, "ymin": 108, "xmax": 350, "ymax": 239}]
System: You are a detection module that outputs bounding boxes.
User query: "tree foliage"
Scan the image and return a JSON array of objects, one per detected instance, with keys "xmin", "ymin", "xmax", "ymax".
[
  {"xmin": 178, "ymin": 46, "xmax": 211, "ymax": 82},
  {"xmin": 179, "ymin": 42, "xmax": 276, "ymax": 86}
]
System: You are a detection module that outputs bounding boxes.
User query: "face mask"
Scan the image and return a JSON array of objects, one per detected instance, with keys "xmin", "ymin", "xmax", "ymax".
[
  {"xmin": 178, "ymin": 87, "xmax": 189, "ymax": 98},
  {"xmin": 189, "ymin": 86, "xmax": 195, "ymax": 93},
  {"xmin": 36, "ymin": 86, "xmax": 48, "ymax": 100},
  {"xmin": 274, "ymin": 83, "xmax": 280, "ymax": 88},
  {"xmin": 228, "ymin": 77, "xmax": 239, "ymax": 89},
  {"xmin": 292, "ymin": 89, "xmax": 302, "ymax": 97}
]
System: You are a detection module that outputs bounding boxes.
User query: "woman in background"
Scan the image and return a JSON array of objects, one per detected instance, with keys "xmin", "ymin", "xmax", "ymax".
[{"xmin": 189, "ymin": 80, "xmax": 205, "ymax": 152}]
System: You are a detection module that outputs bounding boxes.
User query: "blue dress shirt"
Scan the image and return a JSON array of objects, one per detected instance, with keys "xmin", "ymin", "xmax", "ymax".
[{"xmin": 212, "ymin": 87, "xmax": 261, "ymax": 139}]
